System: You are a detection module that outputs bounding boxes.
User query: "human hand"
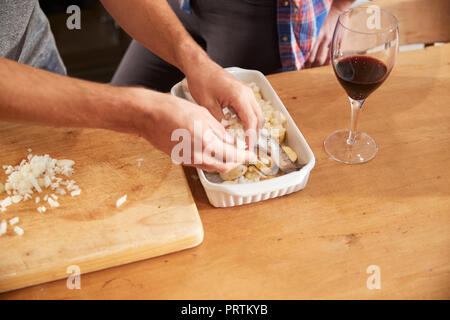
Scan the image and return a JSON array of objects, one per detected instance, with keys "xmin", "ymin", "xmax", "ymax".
[
  {"xmin": 132, "ymin": 89, "xmax": 255, "ymax": 173},
  {"xmin": 183, "ymin": 60, "xmax": 264, "ymax": 150},
  {"xmin": 305, "ymin": 0, "xmax": 354, "ymax": 68}
]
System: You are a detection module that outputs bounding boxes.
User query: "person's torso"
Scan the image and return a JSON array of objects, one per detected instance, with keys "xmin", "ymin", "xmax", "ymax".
[
  {"xmin": 0, "ymin": 0, "xmax": 66, "ymax": 75},
  {"xmin": 177, "ymin": 0, "xmax": 332, "ymax": 71}
]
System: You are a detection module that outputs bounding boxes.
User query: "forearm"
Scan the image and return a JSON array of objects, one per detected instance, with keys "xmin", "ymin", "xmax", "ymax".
[
  {"xmin": 100, "ymin": 0, "xmax": 211, "ymax": 75},
  {"xmin": 0, "ymin": 58, "xmax": 143, "ymax": 134},
  {"xmin": 100, "ymin": 0, "xmax": 262, "ymax": 134}
]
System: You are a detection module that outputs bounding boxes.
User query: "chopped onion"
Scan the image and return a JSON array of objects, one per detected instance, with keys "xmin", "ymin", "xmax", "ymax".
[
  {"xmin": 116, "ymin": 195, "xmax": 127, "ymax": 207},
  {"xmin": 9, "ymin": 217, "xmax": 19, "ymax": 226},
  {"xmin": 14, "ymin": 226, "xmax": 24, "ymax": 236},
  {"xmin": 1, "ymin": 153, "xmax": 82, "ymax": 236},
  {"xmin": 37, "ymin": 206, "xmax": 47, "ymax": 213},
  {"xmin": 0, "ymin": 220, "xmax": 6, "ymax": 235},
  {"xmin": 47, "ymin": 197, "xmax": 59, "ymax": 208},
  {"xmin": 70, "ymin": 189, "xmax": 81, "ymax": 197}
]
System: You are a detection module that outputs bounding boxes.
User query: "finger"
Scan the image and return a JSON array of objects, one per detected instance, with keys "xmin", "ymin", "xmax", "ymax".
[
  {"xmin": 184, "ymin": 154, "xmax": 238, "ymax": 173},
  {"xmin": 305, "ymin": 35, "xmax": 321, "ymax": 67},
  {"xmin": 203, "ymin": 135, "xmax": 255, "ymax": 165},
  {"xmin": 313, "ymin": 39, "xmax": 330, "ymax": 67},
  {"xmin": 201, "ymin": 114, "xmax": 251, "ymax": 162},
  {"xmin": 324, "ymin": 46, "xmax": 332, "ymax": 65},
  {"xmin": 195, "ymin": 158, "xmax": 242, "ymax": 174},
  {"xmin": 235, "ymin": 100, "xmax": 258, "ymax": 135},
  {"xmin": 201, "ymin": 110, "xmax": 234, "ymax": 144},
  {"xmin": 210, "ymin": 125, "xmax": 234, "ymax": 145},
  {"xmin": 250, "ymin": 96, "xmax": 264, "ymax": 130},
  {"xmin": 241, "ymin": 99, "xmax": 260, "ymax": 152},
  {"xmin": 206, "ymin": 120, "xmax": 257, "ymax": 161},
  {"xmin": 216, "ymin": 138, "xmax": 256, "ymax": 164},
  {"xmin": 245, "ymin": 125, "xmax": 258, "ymax": 154},
  {"xmin": 203, "ymin": 102, "xmax": 224, "ymax": 122}
]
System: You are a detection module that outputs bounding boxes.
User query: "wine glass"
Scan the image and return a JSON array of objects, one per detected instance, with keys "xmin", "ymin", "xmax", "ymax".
[{"xmin": 324, "ymin": 6, "xmax": 399, "ymax": 164}]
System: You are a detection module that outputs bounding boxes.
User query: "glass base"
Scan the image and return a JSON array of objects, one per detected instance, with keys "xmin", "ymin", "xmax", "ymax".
[{"xmin": 324, "ymin": 129, "xmax": 378, "ymax": 164}]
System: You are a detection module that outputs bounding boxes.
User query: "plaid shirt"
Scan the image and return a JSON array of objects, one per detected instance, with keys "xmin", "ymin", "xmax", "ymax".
[{"xmin": 178, "ymin": 0, "xmax": 332, "ymax": 71}]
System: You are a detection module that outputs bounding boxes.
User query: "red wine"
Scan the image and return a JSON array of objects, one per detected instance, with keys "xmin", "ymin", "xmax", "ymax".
[{"xmin": 334, "ymin": 56, "xmax": 388, "ymax": 100}]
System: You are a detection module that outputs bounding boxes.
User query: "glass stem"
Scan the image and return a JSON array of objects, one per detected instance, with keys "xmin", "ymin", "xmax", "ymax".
[{"xmin": 347, "ymin": 97, "xmax": 365, "ymax": 145}]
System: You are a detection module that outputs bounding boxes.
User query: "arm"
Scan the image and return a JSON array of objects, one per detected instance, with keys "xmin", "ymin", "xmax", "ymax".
[
  {"xmin": 0, "ymin": 57, "xmax": 138, "ymax": 133},
  {"xmin": 100, "ymin": 0, "xmax": 263, "ymax": 142},
  {"xmin": 305, "ymin": 0, "xmax": 355, "ymax": 67},
  {"xmin": 101, "ymin": 0, "xmax": 197, "ymax": 73},
  {"xmin": 0, "ymin": 58, "xmax": 251, "ymax": 172}
]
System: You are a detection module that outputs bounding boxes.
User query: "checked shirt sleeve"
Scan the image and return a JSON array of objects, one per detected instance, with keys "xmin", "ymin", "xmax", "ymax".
[{"xmin": 277, "ymin": 0, "xmax": 332, "ymax": 71}]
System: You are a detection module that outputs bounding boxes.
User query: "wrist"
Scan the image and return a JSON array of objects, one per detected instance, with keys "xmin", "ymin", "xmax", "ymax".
[
  {"xmin": 175, "ymin": 40, "xmax": 219, "ymax": 78},
  {"xmin": 123, "ymin": 87, "xmax": 168, "ymax": 138},
  {"xmin": 101, "ymin": 86, "xmax": 150, "ymax": 136}
]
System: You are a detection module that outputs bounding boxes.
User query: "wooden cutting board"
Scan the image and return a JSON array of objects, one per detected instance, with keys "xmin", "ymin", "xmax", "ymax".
[{"xmin": 0, "ymin": 122, "xmax": 203, "ymax": 293}]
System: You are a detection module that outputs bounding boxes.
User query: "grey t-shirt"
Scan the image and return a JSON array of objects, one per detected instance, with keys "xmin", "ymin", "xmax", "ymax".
[{"xmin": 0, "ymin": 0, "xmax": 66, "ymax": 75}]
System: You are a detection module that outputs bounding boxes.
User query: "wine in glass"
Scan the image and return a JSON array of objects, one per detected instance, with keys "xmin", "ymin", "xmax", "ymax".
[{"xmin": 324, "ymin": 6, "xmax": 399, "ymax": 164}]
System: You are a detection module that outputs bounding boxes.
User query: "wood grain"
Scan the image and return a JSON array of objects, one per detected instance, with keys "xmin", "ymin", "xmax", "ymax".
[
  {"xmin": 1, "ymin": 44, "xmax": 449, "ymax": 299},
  {"xmin": 0, "ymin": 125, "xmax": 203, "ymax": 293}
]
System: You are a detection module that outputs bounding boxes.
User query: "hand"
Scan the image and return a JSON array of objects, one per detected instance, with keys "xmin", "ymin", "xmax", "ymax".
[
  {"xmin": 132, "ymin": 89, "xmax": 255, "ymax": 173},
  {"xmin": 305, "ymin": 1, "xmax": 354, "ymax": 68},
  {"xmin": 183, "ymin": 60, "xmax": 264, "ymax": 150}
]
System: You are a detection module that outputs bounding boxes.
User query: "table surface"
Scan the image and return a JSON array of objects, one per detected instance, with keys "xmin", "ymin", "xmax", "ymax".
[{"xmin": 2, "ymin": 44, "xmax": 449, "ymax": 300}]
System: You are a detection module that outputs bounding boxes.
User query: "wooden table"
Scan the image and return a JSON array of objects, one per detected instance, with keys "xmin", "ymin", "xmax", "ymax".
[{"xmin": 2, "ymin": 44, "xmax": 449, "ymax": 300}]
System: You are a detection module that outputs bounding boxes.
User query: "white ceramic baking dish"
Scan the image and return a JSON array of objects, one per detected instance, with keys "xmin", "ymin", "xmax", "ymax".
[{"xmin": 170, "ymin": 67, "xmax": 315, "ymax": 207}]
